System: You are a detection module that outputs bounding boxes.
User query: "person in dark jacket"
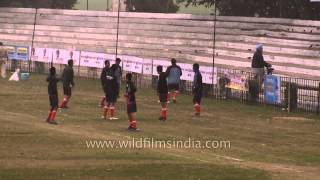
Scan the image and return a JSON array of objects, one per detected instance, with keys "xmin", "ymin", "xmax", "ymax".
[
  {"xmin": 46, "ymin": 67, "xmax": 59, "ymax": 125},
  {"xmin": 125, "ymin": 73, "xmax": 138, "ymax": 131},
  {"xmin": 101, "ymin": 60, "xmax": 118, "ymax": 120},
  {"xmin": 251, "ymin": 44, "xmax": 271, "ymax": 85},
  {"xmin": 157, "ymin": 65, "xmax": 168, "ymax": 121},
  {"xmin": 192, "ymin": 63, "xmax": 203, "ymax": 117},
  {"xmin": 165, "ymin": 58, "xmax": 182, "ymax": 103},
  {"xmin": 114, "ymin": 58, "xmax": 122, "ymax": 97},
  {"xmin": 59, "ymin": 59, "xmax": 75, "ymax": 109},
  {"xmin": 99, "ymin": 60, "xmax": 112, "ymax": 107}
]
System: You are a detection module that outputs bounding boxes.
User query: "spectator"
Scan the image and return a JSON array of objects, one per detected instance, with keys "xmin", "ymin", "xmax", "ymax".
[
  {"xmin": 0, "ymin": 42, "xmax": 8, "ymax": 78},
  {"xmin": 251, "ymin": 44, "xmax": 271, "ymax": 86}
]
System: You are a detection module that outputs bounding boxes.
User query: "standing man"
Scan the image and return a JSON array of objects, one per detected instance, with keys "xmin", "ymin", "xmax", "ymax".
[
  {"xmin": 99, "ymin": 58, "xmax": 121, "ymax": 107},
  {"xmin": 59, "ymin": 59, "xmax": 75, "ymax": 109},
  {"xmin": 46, "ymin": 67, "xmax": 59, "ymax": 125},
  {"xmin": 101, "ymin": 60, "xmax": 118, "ymax": 120},
  {"xmin": 114, "ymin": 58, "xmax": 122, "ymax": 97},
  {"xmin": 192, "ymin": 63, "xmax": 203, "ymax": 117},
  {"xmin": 125, "ymin": 73, "xmax": 138, "ymax": 131},
  {"xmin": 251, "ymin": 44, "xmax": 271, "ymax": 87},
  {"xmin": 101, "ymin": 60, "xmax": 111, "ymax": 118},
  {"xmin": 157, "ymin": 65, "xmax": 168, "ymax": 121},
  {"xmin": 0, "ymin": 42, "xmax": 8, "ymax": 78},
  {"xmin": 165, "ymin": 58, "xmax": 182, "ymax": 103}
]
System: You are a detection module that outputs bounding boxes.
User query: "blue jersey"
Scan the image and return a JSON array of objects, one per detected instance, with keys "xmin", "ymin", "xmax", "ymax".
[{"xmin": 166, "ymin": 65, "xmax": 182, "ymax": 85}]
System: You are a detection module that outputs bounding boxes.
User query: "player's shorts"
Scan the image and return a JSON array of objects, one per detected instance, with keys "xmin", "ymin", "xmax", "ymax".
[
  {"xmin": 63, "ymin": 86, "xmax": 72, "ymax": 96},
  {"xmin": 127, "ymin": 103, "xmax": 137, "ymax": 113},
  {"xmin": 193, "ymin": 91, "xmax": 202, "ymax": 104},
  {"xmin": 159, "ymin": 93, "xmax": 168, "ymax": 103},
  {"xmin": 168, "ymin": 83, "xmax": 179, "ymax": 91},
  {"xmin": 106, "ymin": 92, "xmax": 117, "ymax": 103},
  {"xmin": 49, "ymin": 94, "xmax": 58, "ymax": 108}
]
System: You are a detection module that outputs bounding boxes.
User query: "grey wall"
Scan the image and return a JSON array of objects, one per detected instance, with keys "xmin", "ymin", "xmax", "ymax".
[{"xmin": 0, "ymin": 8, "xmax": 320, "ymax": 79}]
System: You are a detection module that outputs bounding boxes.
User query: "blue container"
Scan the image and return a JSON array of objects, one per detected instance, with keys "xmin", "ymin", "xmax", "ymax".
[{"xmin": 20, "ymin": 73, "xmax": 30, "ymax": 80}]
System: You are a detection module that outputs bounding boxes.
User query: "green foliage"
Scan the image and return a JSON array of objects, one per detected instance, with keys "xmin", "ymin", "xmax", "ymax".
[
  {"xmin": 0, "ymin": 0, "xmax": 78, "ymax": 9},
  {"xmin": 127, "ymin": 0, "xmax": 179, "ymax": 13},
  {"xmin": 177, "ymin": 0, "xmax": 320, "ymax": 20}
]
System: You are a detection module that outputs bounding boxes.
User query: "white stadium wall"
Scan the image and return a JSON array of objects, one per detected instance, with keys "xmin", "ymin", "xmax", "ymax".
[{"xmin": 0, "ymin": 8, "xmax": 320, "ymax": 79}]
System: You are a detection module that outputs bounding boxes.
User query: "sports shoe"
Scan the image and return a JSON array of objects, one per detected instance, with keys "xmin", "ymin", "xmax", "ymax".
[
  {"xmin": 109, "ymin": 117, "xmax": 119, "ymax": 120},
  {"xmin": 101, "ymin": 116, "xmax": 107, "ymax": 120},
  {"xmin": 158, "ymin": 116, "xmax": 166, "ymax": 121},
  {"xmin": 128, "ymin": 127, "xmax": 139, "ymax": 131},
  {"xmin": 47, "ymin": 121, "xmax": 58, "ymax": 125},
  {"xmin": 193, "ymin": 113, "xmax": 200, "ymax": 117}
]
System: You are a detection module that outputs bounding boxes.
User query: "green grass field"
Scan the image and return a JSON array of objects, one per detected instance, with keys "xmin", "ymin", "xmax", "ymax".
[{"xmin": 0, "ymin": 73, "xmax": 319, "ymax": 180}]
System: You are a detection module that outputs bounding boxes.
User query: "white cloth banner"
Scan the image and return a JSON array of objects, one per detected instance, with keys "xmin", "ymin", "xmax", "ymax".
[
  {"xmin": 30, "ymin": 48, "xmax": 53, "ymax": 63},
  {"xmin": 53, "ymin": 49, "xmax": 80, "ymax": 65},
  {"xmin": 107, "ymin": 54, "xmax": 117, "ymax": 65},
  {"xmin": 80, "ymin": 51, "xmax": 108, "ymax": 68},
  {"xmin": 179, "ymin": 63, "xmax": 194, "ymax": 81},
  {"xmin": 142, "ymin": 59, "xmax": 153, "ymax": 75},
  {"xmin": 130, "ymin": 57, "xmax": 143, "ymax": 73},
  {"xmin": 152, "ymin": 59, "xmax": 171, "ymax": 76},
  {"xmin": 200, "ymin": 66, "xmax": 217, "ymax": 85},
  {"xmin": 29, "ymin": 47, "xmax": 218, "ymax": 84},
  {"xmin": 120, "ymin": 55, "xmax": 142, "ymax": 73}
]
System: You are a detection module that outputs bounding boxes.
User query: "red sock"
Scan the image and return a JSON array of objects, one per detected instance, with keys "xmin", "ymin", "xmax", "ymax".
[
  {"xmin": 130, "ymin": 118, "xmax": 137, "ymax": 129},
  {"xmin": 47, "ymin": 110, "xmax": 52, "ymax": 121},
  {"xmin": 64, "ymin": 97, "xmax": 70, "ymax": 106},
  {"xmin": 110, "ymin": 107, "xmax": 115, "ymax": 117},
  {"xmin": 100, "ymin": 96, "xmax": 105, "ymax": 106},
  {"xmin": 50, "ymin": 110, "xmax": 57, "ymax": 121},
  {"xmin": 103, "ymin": 106, "xmax": 108, "ymax": 117},
  {"xmin": 194, "ymin": 104, "xmax": 201, "ymax": 115},
  {"xmin": 60, "ymin": 98, "xmax": 67, "ymax": 108},
  {"xmin": 173, "ymin": 91, "xmax": 177, "ymax": 102},
  {"xmin": 161, "ymin": 108, "xmax": 167, "ymax": 119}
]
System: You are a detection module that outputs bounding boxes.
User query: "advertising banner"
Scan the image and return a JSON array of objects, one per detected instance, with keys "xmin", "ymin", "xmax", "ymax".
[
  {"xmin": 142, "ymin": 59, "xmax": 153, "ymax": 75},
  {"xmin": 264, "ymin": 75, "xmax": 281, "ymax": 104},
  {"xmin": 6, "ymin": 45, "xmax": 30, "ymax": 61},
  {"xmin": 121, "ymin": 56, "xmax": 143, "ymax": 73},
  {"xmin": 225, "ymin": 73, "xmax": 248, "ymax": 91},
  {"xmin": 53, "ymin": 49, "xmax": 80, "ymax": 66},
  {"xmin": 30, "ymin": 47, "xmax": 53, "ymax": 63},
  {"xmin": 152, "ymin": 59, "xmax": 171, "ymax": 76},
  {"xmin": 200, "ymin": 66, "xmax": 217, "ymax": 85},
  {"xmin": 80, "ymin": 51, "xmax": 108, "ymax": 68},
  {"xmin": 179, "ymin": 63, "xmax": 194, "ymax": 81}
]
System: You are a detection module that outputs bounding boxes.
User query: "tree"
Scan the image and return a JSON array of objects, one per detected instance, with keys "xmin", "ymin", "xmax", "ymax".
[
  {"xmin": 0, "ymin": 0, "xmax": 77, "ymax": 9},
  {"xmin": 177, "ymin": 0, "xmax": 320, "ymax": 20},
  {"xmin": 126, "ymin": 0, "xmax": 179, "ymax": 13}
]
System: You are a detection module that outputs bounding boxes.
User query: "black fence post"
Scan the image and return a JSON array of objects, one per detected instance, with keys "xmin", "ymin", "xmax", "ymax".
[
  {"xmin": 30, "ymin": 8, "xmax": 38, "ymax": 73},
  {"xmin": 288, "ymin": 79, "xmax": 291, "ymax": 113},
  {"xmin": 317, "ymin": 82, "xmax": 320, "ymax": 115}
]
